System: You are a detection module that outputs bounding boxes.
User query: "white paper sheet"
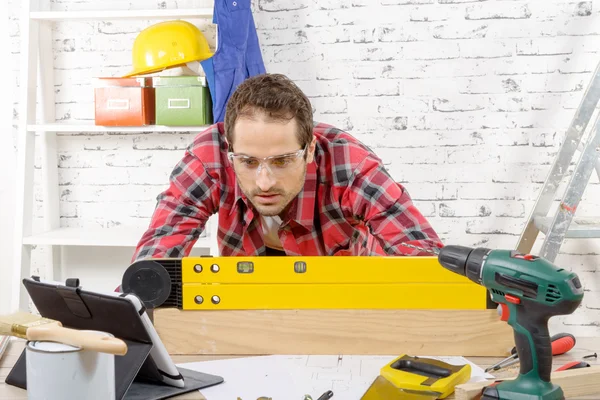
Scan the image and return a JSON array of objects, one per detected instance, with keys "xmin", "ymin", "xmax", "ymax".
[
  {"xmin": 179, "ymin": 356, "xmax": 307, "ymax": 400},
  {"xmin": 179, "ymin": 354, "xmax": 495, "ymax": 400}
]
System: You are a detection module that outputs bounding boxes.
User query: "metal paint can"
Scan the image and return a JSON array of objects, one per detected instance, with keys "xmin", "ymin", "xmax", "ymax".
[{"xmin": 25, "ymin": 331, "xmax": 116, "ymax": 400}]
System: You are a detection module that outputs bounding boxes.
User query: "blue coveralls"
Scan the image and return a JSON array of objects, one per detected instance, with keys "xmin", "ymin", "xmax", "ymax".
[{"xmin": 201, "ymin": 0, "xmax": 266, "ymax": 123}]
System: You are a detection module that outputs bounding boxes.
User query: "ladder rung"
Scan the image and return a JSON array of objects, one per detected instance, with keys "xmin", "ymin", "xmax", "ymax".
[{"xmin": 534, "ymin": 216, "xmax": 600, "ymax": 238}]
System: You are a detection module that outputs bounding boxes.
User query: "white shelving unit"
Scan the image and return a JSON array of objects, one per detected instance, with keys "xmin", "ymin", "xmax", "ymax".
[
  {"xmin": 22, "ymin": 226, "xmax": 215, "ymax": 248},
  {"xmin": 30, "ymin": 8, "xmax": 213, "ymax": 21},
  {"xmin": 29, "ymin": 122, "xmax": 213, "ymax": 133},
  {"xmin": 12, "ymin": 2, "xmax": 218, "ymax": 310}
]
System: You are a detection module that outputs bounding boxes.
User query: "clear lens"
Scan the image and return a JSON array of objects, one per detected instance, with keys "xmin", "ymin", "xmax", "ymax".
[{"xmin": 229, "ymin": 148, "xmax": 306, "ymax": 178}]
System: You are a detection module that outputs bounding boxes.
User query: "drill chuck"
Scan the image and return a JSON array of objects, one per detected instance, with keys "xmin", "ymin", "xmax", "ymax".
[{"xmin": 438, "ymin": 245, "xmax": 491, "ymax": 284}]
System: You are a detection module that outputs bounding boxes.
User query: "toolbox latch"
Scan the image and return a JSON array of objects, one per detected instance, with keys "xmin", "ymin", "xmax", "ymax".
[{"xmin": 58, "ymin": 279, "xmax": 92, "ymax": 319}]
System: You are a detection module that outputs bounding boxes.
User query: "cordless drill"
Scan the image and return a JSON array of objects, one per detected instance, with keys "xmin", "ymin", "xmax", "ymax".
[{"xmin": 437, "ymin": 245, "xmax": 584, "ymax": 400}]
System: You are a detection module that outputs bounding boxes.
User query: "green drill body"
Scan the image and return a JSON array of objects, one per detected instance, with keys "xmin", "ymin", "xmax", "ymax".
[{"xmin": 438, "ymin": 246, "xmax": 584, "ymax": 400}]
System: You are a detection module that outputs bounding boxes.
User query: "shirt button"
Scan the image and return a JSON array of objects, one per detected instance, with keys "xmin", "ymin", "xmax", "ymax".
[{"xmin": 232, "ymin": 1, "xmax": 237, "ymax": 6}]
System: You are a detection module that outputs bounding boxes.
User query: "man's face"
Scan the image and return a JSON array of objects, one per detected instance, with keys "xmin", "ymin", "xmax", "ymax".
[{"xmin": 230, "ymin": 113, "xmax": 314, "ymax": 217}]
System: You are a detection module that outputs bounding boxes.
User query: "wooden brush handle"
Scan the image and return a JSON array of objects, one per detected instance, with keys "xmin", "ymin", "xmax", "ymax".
[{"xmin": 26, "ymin": 324, "xmax": 128, "ymax": 356}]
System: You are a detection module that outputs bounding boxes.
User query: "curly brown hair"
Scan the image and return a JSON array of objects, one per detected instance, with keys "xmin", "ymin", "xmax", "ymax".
[{"xmin": 224, "ymin": 73, "xmax": 314, "ymax": 151}]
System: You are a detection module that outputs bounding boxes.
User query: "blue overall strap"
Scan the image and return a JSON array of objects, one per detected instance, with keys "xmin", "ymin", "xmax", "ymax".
[{"xmin": 202, "ymin": 0, "xmax": 266, "ymax": 123}]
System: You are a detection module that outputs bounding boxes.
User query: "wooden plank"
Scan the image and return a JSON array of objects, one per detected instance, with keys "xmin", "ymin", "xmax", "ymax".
[
  {"xmin": 454, "ymin": 367, "xmax": 600, "ymax": 400},
  {"xmin": 154, "ymin": 308, "xmax": 514, "ymax": 356}
]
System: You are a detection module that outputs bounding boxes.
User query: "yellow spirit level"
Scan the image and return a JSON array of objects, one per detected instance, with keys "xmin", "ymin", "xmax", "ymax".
[{"xmin": 121, "ymin": 256, "xmax": 494, "ymax": 311}]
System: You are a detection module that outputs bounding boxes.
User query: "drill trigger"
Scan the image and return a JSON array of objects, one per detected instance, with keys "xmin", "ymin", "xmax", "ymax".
[{"xmin": 497, "ymin": 303, "xmax": 509, "ymax": 322}]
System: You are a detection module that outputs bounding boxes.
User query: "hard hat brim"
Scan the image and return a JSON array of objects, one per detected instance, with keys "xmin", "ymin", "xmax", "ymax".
[{"xmin": 122, "ymin": 52, "xmax": 213, "ymax": 78}]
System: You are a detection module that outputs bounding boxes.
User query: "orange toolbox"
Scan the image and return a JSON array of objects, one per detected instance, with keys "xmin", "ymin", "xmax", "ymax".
[{"xmin": 94, "ymin": 77, "xmax": 155, "ymax": 126}]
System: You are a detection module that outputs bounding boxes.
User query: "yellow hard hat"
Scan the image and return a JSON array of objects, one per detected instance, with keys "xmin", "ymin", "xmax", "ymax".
[{"xmin": 123, "ymin": 20, "xmax": 213, "ymax": 77}]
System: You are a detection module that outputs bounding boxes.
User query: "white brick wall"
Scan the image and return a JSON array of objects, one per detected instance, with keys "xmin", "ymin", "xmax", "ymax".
[{"xmin": 7, "ymin": 0, "xmax": 600, "ymax": 335}]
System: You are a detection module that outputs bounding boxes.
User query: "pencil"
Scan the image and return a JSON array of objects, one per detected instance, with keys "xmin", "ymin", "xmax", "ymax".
[{"xmin": 0, "ymin": 312, "xmax": 127, "ymax": 356}]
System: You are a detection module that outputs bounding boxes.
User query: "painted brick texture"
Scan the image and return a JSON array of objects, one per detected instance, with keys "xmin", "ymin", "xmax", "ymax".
[{"xmin": 7, "ymin": 0, "xmax": 600, "ymax": 335}]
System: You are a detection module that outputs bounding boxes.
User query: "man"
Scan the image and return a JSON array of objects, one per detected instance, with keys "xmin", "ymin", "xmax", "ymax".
[{"xmin": 132, "ymin": 73, "xmax": 442, "ymax": 261}]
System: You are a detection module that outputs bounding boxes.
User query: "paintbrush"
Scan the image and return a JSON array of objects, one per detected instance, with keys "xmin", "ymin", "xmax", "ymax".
[{"xmin": 0, "ymin": 312, "xmax": 128, "ymax": 356}]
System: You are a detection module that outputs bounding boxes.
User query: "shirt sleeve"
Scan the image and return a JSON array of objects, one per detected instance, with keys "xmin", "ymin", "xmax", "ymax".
[
  {"xmin": 131, "ymin": 149, "xmax": 219, "ymax": 262},
  {"xmin": 342, "ymin": 155, "xmax": 444, "ymax": 256}
]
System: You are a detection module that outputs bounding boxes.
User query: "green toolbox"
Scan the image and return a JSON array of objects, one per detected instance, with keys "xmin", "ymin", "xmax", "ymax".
[{"xmin": 153, "ymin": 76, "xmax": 213, "ymax": 126}]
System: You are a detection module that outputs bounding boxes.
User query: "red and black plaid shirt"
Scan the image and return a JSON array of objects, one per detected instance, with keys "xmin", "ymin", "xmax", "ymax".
[{"xmin": 132, "ymin": 122, "xmax": 443, "ymax": 260}]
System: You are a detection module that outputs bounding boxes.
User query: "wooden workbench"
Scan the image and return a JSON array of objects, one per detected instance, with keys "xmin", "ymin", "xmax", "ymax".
[{"xmin": 1, "ymin": 338, "xmax": 599, "ymax": 399}]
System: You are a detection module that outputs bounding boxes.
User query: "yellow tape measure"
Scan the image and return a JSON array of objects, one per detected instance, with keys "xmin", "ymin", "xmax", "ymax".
[{"xmin": 379, "ymin": 355, "xmax": 471, "ymax": 399}]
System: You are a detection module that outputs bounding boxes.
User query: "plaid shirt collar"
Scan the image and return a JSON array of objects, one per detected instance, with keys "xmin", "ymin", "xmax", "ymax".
[{"xmin": 230, "ymin": 159, "xmax": 318, "ymax": 231}]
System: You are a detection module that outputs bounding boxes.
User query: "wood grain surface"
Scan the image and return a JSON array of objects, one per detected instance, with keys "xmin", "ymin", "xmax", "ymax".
[
  {"xmin": 454, "ymin": 366, "xmax": 600, "ymax": 400},
  {"xmin": 1, "ymin": 338, "xmax": 599, "ymax": 399},
  {"xmin": 154, "ymin": 308, "xmax": 515, "ymax": 356}
]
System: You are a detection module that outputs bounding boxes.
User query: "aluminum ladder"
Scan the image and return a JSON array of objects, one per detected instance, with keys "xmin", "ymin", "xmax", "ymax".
[{"xmin": 516, "ymin": 62, "xmax": 600, "ymax": 262}]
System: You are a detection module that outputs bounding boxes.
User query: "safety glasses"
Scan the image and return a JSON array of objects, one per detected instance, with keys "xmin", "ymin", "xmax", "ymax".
[{"xmin": 227, "ymin": 146, "xmax": 307, "ymax": 178}]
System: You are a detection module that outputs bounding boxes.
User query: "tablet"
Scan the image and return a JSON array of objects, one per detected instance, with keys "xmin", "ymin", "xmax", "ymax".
[{"xmin": 115, "ymin": 292, "xmax": 185, "ymax": 388}]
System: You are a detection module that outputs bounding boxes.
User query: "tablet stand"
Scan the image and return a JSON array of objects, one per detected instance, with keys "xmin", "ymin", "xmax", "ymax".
[{"xmin": 5, "ymin": 277, "xmax": 224, "ymax": 400}]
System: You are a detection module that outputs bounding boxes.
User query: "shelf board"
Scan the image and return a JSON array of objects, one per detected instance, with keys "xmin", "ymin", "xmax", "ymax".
[
  {"xmin": 28, "ymin": 122, "xmax": 210, "ymax": 133},
  {"xmin": 23, "ymin": 227, "xmax": 212, "ymax": 248},
  {"xmin": 30, "ymin": 8, "xmax": 214, "ymax": 21}
]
